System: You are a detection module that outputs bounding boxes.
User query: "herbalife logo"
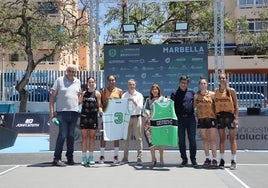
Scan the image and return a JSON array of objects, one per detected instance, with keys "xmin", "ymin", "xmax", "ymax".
[
  {"xmin": 25, "ymin": 119, "xmax": 34, "ymax": 123},
  {"xmin": 108, "ymin": 49, "xmax": 117, "ymax": 57}
]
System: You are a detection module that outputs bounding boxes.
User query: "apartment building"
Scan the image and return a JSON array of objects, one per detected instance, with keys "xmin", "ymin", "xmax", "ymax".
[
  {"xmin": 1, "ymin": 0, "xmax": 84, "ymax": 71},
  {"xmin": 209, "ymin": 0, "xmax": 268, "ymax": 74}
]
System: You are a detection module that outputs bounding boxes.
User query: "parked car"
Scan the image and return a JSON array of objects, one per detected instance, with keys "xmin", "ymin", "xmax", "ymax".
[
  {"xmin": 236, "ymin": 91, "xmax": 268, "ymax": 108},
  {"xmin": 9, "ymin": 87, "xmax": 50, "ymax": 102}
]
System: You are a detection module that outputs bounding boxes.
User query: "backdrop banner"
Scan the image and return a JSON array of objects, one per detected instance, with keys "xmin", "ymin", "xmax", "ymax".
[{"xmin": 104, "ymin": 43, "xmax": 208, "ymax": 96}]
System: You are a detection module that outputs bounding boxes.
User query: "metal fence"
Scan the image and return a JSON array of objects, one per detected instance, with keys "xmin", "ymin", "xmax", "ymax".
[{"xmin": 1, "ymin": 70, "xmax": 267, "ymax": 108}]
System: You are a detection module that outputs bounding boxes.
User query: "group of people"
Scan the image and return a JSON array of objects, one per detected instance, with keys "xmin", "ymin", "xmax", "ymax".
[{"xmin": 49, "ymin": 64, "xmax": 239, "ymax": 170}]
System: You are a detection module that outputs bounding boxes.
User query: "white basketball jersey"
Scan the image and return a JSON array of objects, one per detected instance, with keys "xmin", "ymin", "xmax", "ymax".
[{"xmin": 103, "ymin": 98, "xmax": 130, "ymax": 141}]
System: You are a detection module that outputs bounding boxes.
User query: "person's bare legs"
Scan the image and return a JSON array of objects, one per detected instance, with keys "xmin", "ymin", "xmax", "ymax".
[
  {"xmin": 209, "ymin": 128, "xmax": 217, "ymax": 158},
  {"xmin": 218, "ymin": 129, "xmax": 226, "ymax": 156},
  {"xmin": 89, "ymin": 129, "xmax": 96, "ymax": 153},
  {"xmin": 200, "ymin": 129, "xmax": 209, "ymax": 158},
  {"xmin": 150, "ymin": 146, "xmax": 156, "ymax": 166},
  {"xmin": 81, "ymin": 129, "xmax": 89, "ymax": 153},
  {"xmin": 159, "ymin": 146, "xmax": 164, "ymax": 166}
]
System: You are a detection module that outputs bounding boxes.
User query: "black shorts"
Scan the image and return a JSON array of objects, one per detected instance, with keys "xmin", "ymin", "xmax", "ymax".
[
  {"xmin": 197, "ymin": 118, "xmax": 216, "ymax": 129},
  {"xmin": 216, "ymin": 112, "xmax": 235, "ymax": 130},
  {"xmin": 80, "ymin": 113, "xmax": 98, "ymax": 130}
]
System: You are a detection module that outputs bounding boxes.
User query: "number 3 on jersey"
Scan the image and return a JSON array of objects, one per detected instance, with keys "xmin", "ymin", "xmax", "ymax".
[{"xmin": 114, "ymin": 112, "xmax": 123, "ymax": 124}]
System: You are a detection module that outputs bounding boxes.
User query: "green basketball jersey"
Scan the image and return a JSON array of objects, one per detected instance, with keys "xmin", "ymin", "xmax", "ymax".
[{"xmin": 150, "ymin": 98, "xmax": 178, "ymax": 147}]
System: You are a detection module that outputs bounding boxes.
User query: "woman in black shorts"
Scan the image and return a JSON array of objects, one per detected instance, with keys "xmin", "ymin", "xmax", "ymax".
[
  {"xmin": 79, "ymin": 77, "xmax": 102, "ymax": 166},
  {"xmin": 215, "ymin": 73, "xmax": 239, "ymax": 170},
  {"xmin": 194, "ymin": 77, "xmax": 217, "ymax": 169}
]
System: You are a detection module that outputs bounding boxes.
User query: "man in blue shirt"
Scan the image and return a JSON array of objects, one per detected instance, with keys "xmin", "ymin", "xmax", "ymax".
[{"xmin": 171, "ymin": 75, "xmax": 197, "ymax": 167}]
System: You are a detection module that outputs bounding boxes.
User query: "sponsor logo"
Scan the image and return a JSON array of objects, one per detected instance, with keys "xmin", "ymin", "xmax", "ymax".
[
  {"xmin": 175, "ymin": 58, "xmax": 186, "ymax": 62},
  {"xmin": 141, "ymin": 73, "xmax": 147, "ymax": 79},
  {"xmin": 152, "ymin": 73, "xmax": 162, "ymax": 78},
  {"xmin": 192, "ymin": 58, "xmax": 203, "ymax": 61},
  {"xmin": 120, "ymin": 67, "xmax": 131, "ymax": 71},
  {"xmin": 190, "ymin": 65, "xmax": 203, "ymax": 70},
  {"xmin": 167, "ymin": 66, "xmax": 179, "ymax": 70},
  {"xmin": 108, "ymin": 49, "xmax": 117, "ymax": 57},
  {"xmin": 163, "ymin": 45, "xmax": 205, "ymax": 53},
  {"xmin": 228, "ymin": 126, "xmax": 268, "ymax": 140},
  {"xmin": 25, "ymin": 119, "xmax": 34, "ymax": 123},
  {"xmin": 165, "ymin": 58, "xmax": 171, "ymax": 64},
  {"xmin": 142, "ymin": 66, "xmax": 154, "ymax": 71},
  {"xmin": 165, "ymin": 74, "xmax": 177, "ymax": 78},
  {"xmin": 108, "ymin": 60, "xmax": 124, "ymax": 64},
  {"xmin": 148, "ymin": 58, "xmax": 159, "ymax": 63},
  {"xmin": 128, "ymin": 59, "xmax": 141, "ymax": 63},
  {"xmin": 16, "ymin": 119, "xmax": 40, "ymax": 127}
]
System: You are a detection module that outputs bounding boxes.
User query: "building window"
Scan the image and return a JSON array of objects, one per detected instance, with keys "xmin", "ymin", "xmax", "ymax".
[
  {"xmin": 240, "ymin": 0, "xmax": 268, "ymax": 6},
  {"xmin": 37, "ymin": 1, "xmax": 58, "ymax": 14},
  {"xmin": 256, "ymin": 0, "xmax": 268, "ymax": 5},
  {"xmin": 240, "ymin": 19, "xmax": 268, "ymax": 33},
  {"xmin": 239, "ymin": 0, "xmax": 254, "ymax": 7},
  {"xmin": 248, "ymin": 21, "xmax": 255, "ymax": 32}
]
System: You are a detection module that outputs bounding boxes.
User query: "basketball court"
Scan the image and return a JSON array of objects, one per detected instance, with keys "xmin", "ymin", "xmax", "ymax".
[{"xmin": 0, "ymin": 134, "xmax": 267, "ymax": 188}]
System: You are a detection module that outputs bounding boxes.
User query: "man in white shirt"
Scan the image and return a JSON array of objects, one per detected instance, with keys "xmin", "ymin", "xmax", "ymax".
[{"xmin": 121, "ymin": 79, "xmax": 144, "ymax": 164}]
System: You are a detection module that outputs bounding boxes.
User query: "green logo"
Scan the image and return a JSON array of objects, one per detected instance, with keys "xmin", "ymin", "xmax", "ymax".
[
  {"xmin": 114, "ymin": 112, "xmax": 123, "ymax": 124},
  {"xmin": 108, "ymin": 49, "xmax": 117, "ymax": 57}
]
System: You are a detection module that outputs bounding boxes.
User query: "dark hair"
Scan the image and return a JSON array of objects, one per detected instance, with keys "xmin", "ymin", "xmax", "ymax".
[
  {"xmin": 87, "ymin": 77, "xmax": 96, "ymax": 82},
  {"xmin": 179, "ymin": 75, "xmax": 190, "ymax": 83},
  {"xmin": 107, "ymin": 75, "xmax": 116, "ymax": 81},
  {"xmin": 218, "ymin": 73, "xmax": 231, "ymax": 97},
  {"xmin": 218, "ymin": 72, "xmax": 228, "ymax": 80},
  {"xmin": 149, "ymin": 83, "xmax": 162, "ymax": 99},
  {"xmin": 198, "ymin": 76, "xmax": 207, "ymax": 84}
]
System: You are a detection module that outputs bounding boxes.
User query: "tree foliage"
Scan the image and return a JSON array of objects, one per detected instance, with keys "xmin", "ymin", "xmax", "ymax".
[
  {"xmin": 0, "ymin": 0, "xmax": 89, "ymax": 112},
  {"xmin": 102, "ymin": 1, "xmax": 235, "ymax": 44},
  {"xmin": 236, "ymin": 11, "xmax": 268, "ymax": 56}
]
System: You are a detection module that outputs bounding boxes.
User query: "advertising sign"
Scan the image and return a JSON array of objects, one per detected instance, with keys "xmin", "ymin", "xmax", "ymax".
[
  {"xmin": 104, "ymin": 43, "xmax": 208, "ymax": 96},
  {"xmin": 12, "ymin": 113, "xmax": 49, "ymax": 133}
]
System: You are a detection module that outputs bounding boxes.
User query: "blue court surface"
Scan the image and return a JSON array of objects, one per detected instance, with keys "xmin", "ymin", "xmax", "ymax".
[
  {"xmin": 0, "ymin": 134, "xmax": 267, "ymax": 188},
  {"xmin": 0, "ymin": 134, "xmax": 49, "ymax": 153}
]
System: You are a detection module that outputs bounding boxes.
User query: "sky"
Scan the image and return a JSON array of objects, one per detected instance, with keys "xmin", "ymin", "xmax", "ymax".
[{"xmin": 78, "ymin": 1, "xmax": 118, "ymax": 44}]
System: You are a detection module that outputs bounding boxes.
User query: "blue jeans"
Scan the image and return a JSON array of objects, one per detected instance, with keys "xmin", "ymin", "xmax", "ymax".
[
  {"xmin": 54, "ymin": 111, "xmax": 79, "ymax": 161},
  {"xmin": 178, "ymin": 115, "xmax": 197, "ymax": 162}
]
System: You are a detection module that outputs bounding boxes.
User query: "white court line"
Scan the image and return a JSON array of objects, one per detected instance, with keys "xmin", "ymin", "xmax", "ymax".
[
  {"xmin": 225, "ymin": 168, "xmax": 250, "ymax": 188},
  {"xmin": 0, "ymin": 165, "xmax": 20, "ymax": 176},
  {"xmin": 237, "ymin": 164, "xmax": 268, "ymax": 166}
]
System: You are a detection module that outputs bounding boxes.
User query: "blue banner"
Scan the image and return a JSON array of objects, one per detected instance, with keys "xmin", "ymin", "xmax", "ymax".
[{"xmin": 104, "ymin": 43, "xmax": 208, "ymax": 96}]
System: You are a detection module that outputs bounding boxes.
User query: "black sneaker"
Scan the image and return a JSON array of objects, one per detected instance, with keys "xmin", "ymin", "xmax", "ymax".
[
  {"xmin": 210, "ymin": 159, "xmax": 218, "ymax": 169},
  {"xmin": 180, "ymin": 160, "xmax": 188, "ymax": 167},
  {"xmin": 202, "ymin": 158, "xmax": 211, "ymax": 169},
  {"xmin": 66, "ymin": 159, "xmax": 75, "ymax": 165},
  {"xmin": 52, "ymin": 160, "xmax": 66, "ymax": 167},
  {"xmin": 219, "ymin": 159, "xmax": 225, "ymax": 169},
  {"xmin": 191, "ymin": 160, "xmax": 198, "ymax": 167},
  {"xmin": 137, "ymin": 157, "xmax": 142, "ymax": 163},
  {"xmin": 230, "ymin": 160, "xmax": 237, "ymax": 170}
]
